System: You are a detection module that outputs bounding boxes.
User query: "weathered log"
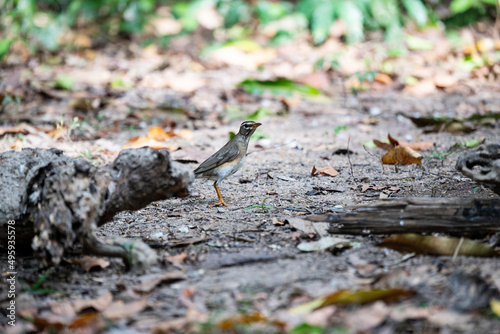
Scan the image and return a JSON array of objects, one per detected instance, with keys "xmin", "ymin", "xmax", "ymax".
[
  {"xmin": 456, "ymin": 144, "xmax": 500, "ymax": 195},
  {"xmin": 0, "ymin": 147, "xmax": 193, "ymax": 269},
  {"xmin": 305, "ymin": 198, "xmax": 500, "ymax": 236}
]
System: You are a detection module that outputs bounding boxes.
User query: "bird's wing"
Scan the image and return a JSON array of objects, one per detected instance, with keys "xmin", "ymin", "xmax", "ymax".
[{"xmin": 194, "ymin": 140, "xmax": 240, "ymax": 175}]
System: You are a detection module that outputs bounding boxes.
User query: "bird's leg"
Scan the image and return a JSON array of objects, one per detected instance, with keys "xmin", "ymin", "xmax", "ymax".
[{"xmin": 213, "ymin": 182, "xmax": 229, "ymax": 206}]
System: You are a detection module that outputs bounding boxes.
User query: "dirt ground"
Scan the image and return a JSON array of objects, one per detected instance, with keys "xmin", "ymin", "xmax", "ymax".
[{"xmin": 2, "ymin": 34, "xmax": 500, "ymax": 333}]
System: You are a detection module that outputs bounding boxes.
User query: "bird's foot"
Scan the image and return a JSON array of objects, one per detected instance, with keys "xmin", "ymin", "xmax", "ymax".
[{"xmin": 213, "ymin": 200, "xmax": 229, "ymax": 207}]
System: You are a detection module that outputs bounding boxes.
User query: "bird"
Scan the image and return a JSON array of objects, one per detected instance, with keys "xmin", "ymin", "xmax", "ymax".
[{"xmin": 194, "ymin": 121, "xmax": 261, "ymax": 206}]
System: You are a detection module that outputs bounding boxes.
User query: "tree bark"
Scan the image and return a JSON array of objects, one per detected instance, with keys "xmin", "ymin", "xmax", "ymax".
[
  {"xmin": 304, "ymin": 198, "xmax": 500, "ymax": 237},
  {"xmin": 0, "ymin": 147, "xmax": 193, "ymax": 269}
]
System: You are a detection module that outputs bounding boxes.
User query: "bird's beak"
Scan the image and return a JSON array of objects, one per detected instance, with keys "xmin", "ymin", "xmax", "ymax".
[{"xmin": 252, "ymin": 123, "xmax": 261, "ymax": 129}]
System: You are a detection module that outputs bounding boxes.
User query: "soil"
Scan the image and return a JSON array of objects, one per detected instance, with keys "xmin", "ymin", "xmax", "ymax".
[{"xmin": 2, "ymin": 37, "xmax": 500, "ymax": 333}]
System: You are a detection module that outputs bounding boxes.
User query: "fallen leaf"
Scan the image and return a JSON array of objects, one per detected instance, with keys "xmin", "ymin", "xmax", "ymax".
[
  {"xmin": 374, "ymin": 73, "xmax": 392, "ymax": 85},
  {"xmin": 289, "ymin": 289, "xmax": 414, "ymax": 315},
  {"xmin": 72, "ymin": 292, "xmax": 114, "ymax": 313},
  {"xmin": 272, "ymin": 217, "xmax": 286, "ymax": 226},
  {"xmin": 217, "ymin": 312, "xmax": 285, "ymax": 331},
  {"xmin": 345, "ymin": 301, "xmax": 389, "ymax": 331},
  {"xmin": 378, "ymin": 234, "xmax": 498, "ymax": 257},
  {"xmin": 288, "ymin": 218, "xmax": 329, "ymax": 235},
  {"xmin": 491, "ymin": 299, "xmax": 500, "ymax": 318},
  {"xmin": 0, "ymin": 123, "xmax": 40, "ymax": 137},
  {"xmin": 382, "ymin": 146, "xmax": 422, "ymax": 165},
  {"xmin": 148, "ymin": 125, "xmax": 171, "ymax": 141},
  {"xmin": 297, "ymin": 237, "xmax": 360, "ymax": 252},
  {"xmin": 373, "ymin": 139, "xmax": 392, "ymax": 151},
  {"xmin": 102, "ymin": 298, "xmax": 148, "ymax": 320},
  {"xmin": 68, "ymin": 312, "xmax": 106, "ymax": 331},
  {"xmin": 361, "ymin": 184, "xmax": 371, "ymax": 193},
  {"xmin": 133, "ymin": 271, "xmax": 186, "ymax": 293},
  {"xmin": 434, "ymin": 74, "xmax": 457, "ymax": 88},
  {"xmin": 122, "ymin": 138, "xmax": 179, "ymax": 150},
  {"xmin": 311, "ymin": 165, "xmax": 338, "ymax": 177},
  {"xmin": 403, "ymin": 80, "xmax": 437, "ymax": 96},
  {"xmin": 66, "ymin": 256, "xmax": 110, "ymax": 272},
  {"xmin": 165, "ymin": 253, "xmax": 188, "ymax": 264}
]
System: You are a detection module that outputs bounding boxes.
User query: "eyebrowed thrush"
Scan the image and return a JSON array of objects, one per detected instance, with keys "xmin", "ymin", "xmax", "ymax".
[{"xmin": 194, "ymin": 121, "xmax": 261, "ymax": 206}]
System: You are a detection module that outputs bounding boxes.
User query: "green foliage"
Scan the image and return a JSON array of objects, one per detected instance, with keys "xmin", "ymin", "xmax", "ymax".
[
  {"xmin": 54, "ymin": 74, "xmax": 75, "ymax": 90},
  {"xmin": 297, "ymin": 0, "xmax": 429, "ymax": 44},
  {"xmin": 239, "ymin": 78, "xmax": 321, "ymax": 97}
]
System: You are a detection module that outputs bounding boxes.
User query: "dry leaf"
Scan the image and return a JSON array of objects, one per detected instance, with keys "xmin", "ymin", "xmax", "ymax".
[
  {"xmin": 165, "ymin": 253, "xmax": 188, "ymax": 264},
  {"xmin": 434, "ymin": 74, "xmax": 457, "ymax": 88},
  {"xmin": 68, "ymin": 312, "xmax": 106, "ymax": 331},
  {"xmin": 373, "ymin": 139, "xmax": 392, "ymax": 151},
  {"xmin": 73, "ymin": 292, "xmax": 114, "ymax": 313},
  {"xmin": 289, "ymin": 289, "xmax": 414, "ymax": 315},
  {"xmin": 382, "ymin": 146, "xmax": 422, "ymax": 165},
  {"xmin": 374, "ymin": 73, "xmax": 392, "ymax": 85},
  {"xmin": 102, "ymin": 298, "xmax": 148, "ymax": 320},
  {"xmin": 403, "ymin": 80, "xmax": 437, "ymax": 96},
  {"xmin": 387, "ymin": 134, "xmax": 434, "ymax": 151},
  {"xmin": 361, "ymin": 184, "xmax": 371, "ymax": 192},
  {"xmin": 379, "ymin": 234, "xmax": 498, "ymax": 257},
  {"xmin": 122, "ymin": 138, "xmax": 179, "ymax": 150},
  {"xmin": 133, "ymin": 271, "xmax": 186, "ymax": 293},
  {"xmin": 272, "ymin": 217, "xmax": 286, "ymax": 226},
  {"xmin": 66, "ymin": 256, "xmax": 110, "ymax": 272},
  {"xmin": 0, "ymin": 123, "xmax": 40, "ymax": 136},
  {"xmin": 311, "ymin": 165, "xmax": 338, "ymax": 177},
  {"xmin": 345, "ymin": 301, "xmax": 389, "ymax": 331}
]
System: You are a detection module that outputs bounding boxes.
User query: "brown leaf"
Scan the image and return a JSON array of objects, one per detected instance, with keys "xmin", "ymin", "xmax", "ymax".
[
  {"xmin": 373, "ymin": 139, "xmax": 393, "ymax": 151},
  {"xmin": 66, "ymin": 256, "xmax": 110, "ymax": 272},
  {"xmin": 289, "ymin": 289, "xmax": 414, "ymax": 315},
  {"xmin": 0, "ymin": 123, "xmax": 40, "ymax": 137},
  {"xmin": 434, "ymin": 74, "xmax": 457, "ymax": 88},
  {"xmin": 102, "ymin": 298, "xmax": 148, "ymax": 320},
  {"xmin": 272, "ymin": 217, "xmax": 286, "ymax": 226},
  {"xmin": 403, "ymin": 80, "xmax": 437, "ymax": 96},
  {"xmin": 311, "ymin": 166, "xmax": 318, "ymax": 176},
  {"xmin": 316, "ymin": 165, "xmax": 338, "ymax": 177},
  {"xmin": 378, "ymin": 234, "xmax": 498, "ymax": 257},
  {"xmin": 382, "ymin": 146, "xmax": 422, "ymax": 165},
  {"xmin": 72, "ymin": 292, "xmax": 113, "ymax": 313},
  {"xmin": 374, "ymin": 73, "xmax": 392, "ymax": 85},
  {"xmin": 361, "ymin": 184, "xmax": 371, "ymax": 193},
  {"xmin": 133, "ymin": 272, "xmax": 186, "ymax": 293},
  {"xmin": 165, "ymin": 253, "xmax": 188, "ymax": 264},
  {"xmin": 68, "ymin": 312, "xmax": 106, "ymax": 331},
  {"xmin": 345, "ymin": 301, "xmax": 389, "ymax": 331},
  {"xmin": 387, "ymin": 134, "xmax": 433, "ymax": 151}
]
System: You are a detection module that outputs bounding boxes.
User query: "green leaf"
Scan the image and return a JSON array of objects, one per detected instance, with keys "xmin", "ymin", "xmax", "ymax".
[
  {"xmin": 405, "ymin": 34, "xmax": 434, "ymax": 50},
  {"xmin": 370, "ymin": 0, "xmax": 399, "ymax": 28},
  {"xmin": 54, "ymin": 74, "xmax": 75, "ymax": 90},
  {"xmin": 0, "ymin": 38, "xmax": 13, "ymax": 60},
  {"xmin": 110, "ymin": 77, "xmax": 133, "ymax": 90},
  {"xmin": 291, "ymin": 323, "xmax": 325, "ymax": 334},
  {"xmin": 248, "ymin": 107, "xmax": 273, "ymax": 121},
  {"xmin": 310, "ymin": 1, "xmax": 336, "ymax": 45},
  {"xmin": 402, "ymin": 0, "xmax": 428, "ymax": 26},
  {"xmin": 337, "ymin": 1, "xmax": 364, "ymax": 44},
  {"xmin": 255, "ymin": 0, "xmax": 292, "ymax": 25},
  {"xmin": 450, "ymin": 0, "xmax": 475, "ymax": 14},
  {"xmin": 239, "ymin": 78, "xmax": 321, "ymax": 97}
]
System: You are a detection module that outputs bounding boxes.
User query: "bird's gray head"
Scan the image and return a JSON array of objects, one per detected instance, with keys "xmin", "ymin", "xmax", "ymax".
[{"xmin": 238, "ymin": 121, "xmax": 261, "ymax": 137}]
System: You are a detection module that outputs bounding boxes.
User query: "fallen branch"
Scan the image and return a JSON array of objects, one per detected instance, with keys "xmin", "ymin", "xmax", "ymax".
[
  {"xmin": 0, "ymin": 147, "xmax": 193, "ymax": 269},
  {"xmin": 305, "ymin": 198, "xmax": 500, "ymax": 237}
]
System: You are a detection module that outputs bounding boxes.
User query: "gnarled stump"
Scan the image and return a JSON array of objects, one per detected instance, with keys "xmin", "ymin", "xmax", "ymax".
[
  {"xmin": 456, "ymin": 144, "xmax": 500, "ymax": 195},
  {"xmin": 0, "ymin": 147, "xmax": 193, "ymax": 269}
]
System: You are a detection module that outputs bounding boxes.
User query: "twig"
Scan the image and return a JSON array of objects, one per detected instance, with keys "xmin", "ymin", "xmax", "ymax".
[
  {"xmin": 452, "ymin": 237, "xmax": 465, "ymax": 263},
  {"xmin": 347, "ymin": 136, "xmax": 355, "ymax": 182}
]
